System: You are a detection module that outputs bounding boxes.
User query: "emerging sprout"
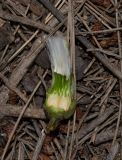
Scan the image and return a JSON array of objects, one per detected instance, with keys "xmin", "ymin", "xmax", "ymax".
[{"xmin": 44, "ymin": 36, "xmax": 76, "ymax": 131}]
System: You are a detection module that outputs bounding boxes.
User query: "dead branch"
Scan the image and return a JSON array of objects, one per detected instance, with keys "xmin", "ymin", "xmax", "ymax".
[
  {"xmin": 9, "ymin": 37, "xmax": 42, "ymax": 87},
  {"xmin": 77, "ymin": 36, "xmax": 122, "ymax": 80},
  {"xmin": 0, "ymin": 104, "xmax": 45, "ymax": 119},
  {"xmin": 78, "ymin": 108, "xmax": 115, "ymax": 139},
  {"xmin": 94, "ymin": 129, "xmax": 121, "ymax": 145},
  {"xmin": 0, "ymin": 11, "xmax": 50, "ymax": 32}
]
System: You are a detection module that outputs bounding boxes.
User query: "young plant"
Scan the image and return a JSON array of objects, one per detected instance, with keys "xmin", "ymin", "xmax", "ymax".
[{"xmin": 44, "ymin": 36, "xmax": 76, "ymax": 131}]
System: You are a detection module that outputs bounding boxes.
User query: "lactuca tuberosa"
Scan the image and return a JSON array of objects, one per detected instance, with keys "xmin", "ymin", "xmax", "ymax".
[{"xmin": 44, "ymin": 37, "xmax": 76, "ymax": 131}]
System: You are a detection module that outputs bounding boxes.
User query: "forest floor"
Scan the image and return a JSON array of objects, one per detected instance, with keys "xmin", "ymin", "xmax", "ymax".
[{"xmin": 0, "ymin": 0, "xmax": 121, "ymax": 159}]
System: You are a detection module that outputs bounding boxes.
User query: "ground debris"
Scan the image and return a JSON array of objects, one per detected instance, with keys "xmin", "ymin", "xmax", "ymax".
[
  {"xmin": 0, "ymin": 22, "xmax": 14, "ymax": 51},
  {"xmin": 0, "ymin": 0, "xmax": 121, "ymax": 159}
]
